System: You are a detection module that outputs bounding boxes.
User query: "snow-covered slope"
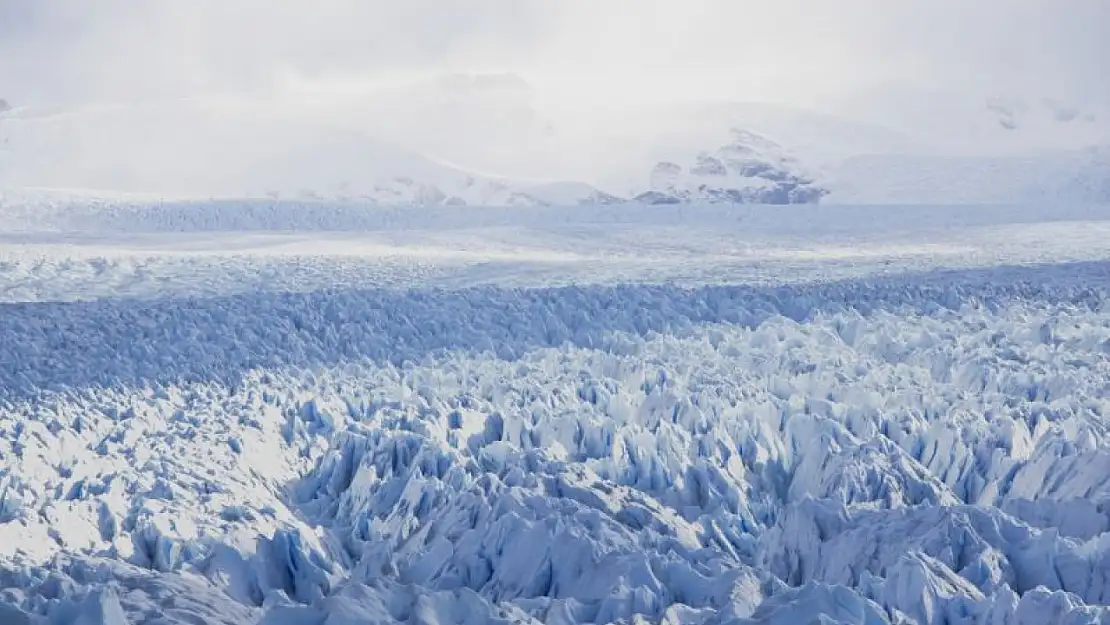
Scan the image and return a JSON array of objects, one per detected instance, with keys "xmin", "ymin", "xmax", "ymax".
[
  {"xmin": 2, "ymin": 200, "xmax": 1110, "ymax": 624},
  {"xmin": 0, "ymin": 100, "xmax": 611, "ymax": 206},
  {"xmin": 581, "ymin": 98, "xmax": 1110, "ymax": 205},
  {"xmin": 826, "ymin": 146, "xmax": 1110, "ymax": 204},
  {"xmin": 825, "ymin": 86, "xmax": 1110, "ymax": 155},
  {"xmin": 4, "ymin": 80, "xmax": 1109, "ymax": 205}
]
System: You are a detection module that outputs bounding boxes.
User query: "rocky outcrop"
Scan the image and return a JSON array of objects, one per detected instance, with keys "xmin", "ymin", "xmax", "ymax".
[{"xmin": 634, "ymin": 129, "xmax": 828, "ymax": 205}]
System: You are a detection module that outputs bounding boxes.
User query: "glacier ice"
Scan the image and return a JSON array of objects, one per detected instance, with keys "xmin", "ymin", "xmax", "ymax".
[{"xmin": 2, "ymin": 203, "xmax": 1110, "ymax": 623}]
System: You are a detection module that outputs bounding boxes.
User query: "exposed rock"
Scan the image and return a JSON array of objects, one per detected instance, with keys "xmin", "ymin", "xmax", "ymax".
[
  {"xmin": 576, "ymin": 190, "xmax": 626, "ymax": 205},
  {"xmin": 690, "ymin": 155, "xmax": 727, "ymax": 177},
  {"xmin": 632, "ymin": 190, "xmax": 682, "ymax": 205},
  {"xmin": 637, "ymin": 129, "xmax": 828, "ymax": 205},
  {"xmin": 648, "ymin": 161, "xmax": 683, "ymax": 192}
]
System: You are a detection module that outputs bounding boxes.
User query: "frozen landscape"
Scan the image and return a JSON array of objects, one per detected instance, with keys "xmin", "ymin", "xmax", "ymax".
[
  {"xmin": 4, "ymin": 2, "xmax": 1110, "ymax": 623},
  {"xmin": 2, "ymin": 196, "xmax": 1110, "ymax": 624}
]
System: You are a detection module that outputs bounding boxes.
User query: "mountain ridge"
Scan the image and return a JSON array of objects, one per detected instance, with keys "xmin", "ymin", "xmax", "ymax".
[{"xmin": 2, "ymin": 88, "xmax": 1108, "ymax": 205}]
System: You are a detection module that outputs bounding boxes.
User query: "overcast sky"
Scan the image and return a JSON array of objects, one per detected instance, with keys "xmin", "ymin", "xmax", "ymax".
[{"xmin": 2, "ymin": 0, "xmax": 1108, "ymax": 107}]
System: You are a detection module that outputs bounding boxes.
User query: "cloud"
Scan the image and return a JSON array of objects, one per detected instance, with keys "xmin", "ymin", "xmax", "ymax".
[
  {"xmin": 0, "ymin": 1, "xmax": 550, "ymax": 103},
  {"xmin": 528, "ymin": 1, "xmax": 1110, "ymax": 105},
  {"xmin": 1, "ymin": 0, "xmax": 1106, "ymax": 107}
]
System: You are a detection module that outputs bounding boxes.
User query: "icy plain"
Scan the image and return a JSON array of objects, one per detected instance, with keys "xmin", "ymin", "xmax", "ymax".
[{"xmin": 2, "ymin": 198, "xmax": 1110, "ymax": 624}]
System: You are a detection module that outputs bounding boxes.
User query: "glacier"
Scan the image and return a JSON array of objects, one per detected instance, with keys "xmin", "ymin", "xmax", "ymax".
[{"xmin": 2, "ymin": 200, "xmax": 1110, "ymax": 624}]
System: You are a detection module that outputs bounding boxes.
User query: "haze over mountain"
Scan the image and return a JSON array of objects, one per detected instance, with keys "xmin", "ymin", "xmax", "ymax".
[{"xmin": 2, "ymin": 1, "xmax": 1108, "ymax": 204}]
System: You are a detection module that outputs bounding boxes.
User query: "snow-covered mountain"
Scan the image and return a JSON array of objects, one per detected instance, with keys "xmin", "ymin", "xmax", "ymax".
[
  {"xmin": 827, "ymin": 145, "xmax": 1110, "ymax": 204},
  {"xmin": 2, "ymin": 75, "xmax": 1109, "ymax": 205},
  {"xmin": 588, "ymin": 96, "xmax": 1110, "ymax": 205},
  {"xmin": 0, "ymin": 99, "xmax": 615, "ymax": 206},
  {"xmin": 634, "ymin": 130, "xmax": 828, "ymax": 205},
  {"xmin": 825, "ymin": 86, "xmax": 1110, "ymax": 155}
]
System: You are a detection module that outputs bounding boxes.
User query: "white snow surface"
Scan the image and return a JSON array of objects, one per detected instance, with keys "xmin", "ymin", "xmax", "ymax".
[{"xmin": 3, "ymin": 198, "xmax": 1110, "ymax": 624}]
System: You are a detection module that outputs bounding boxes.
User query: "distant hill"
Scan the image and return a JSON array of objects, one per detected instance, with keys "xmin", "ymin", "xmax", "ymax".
[{"xmin": 1, "ymin": 81, "xmax": 1107, "ymax": 205}]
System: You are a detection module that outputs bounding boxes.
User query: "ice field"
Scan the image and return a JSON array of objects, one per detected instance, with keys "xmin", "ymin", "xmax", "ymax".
[{"xmin": 2, "ymin": 199, "xmax": 1110, "ymax": 624}]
